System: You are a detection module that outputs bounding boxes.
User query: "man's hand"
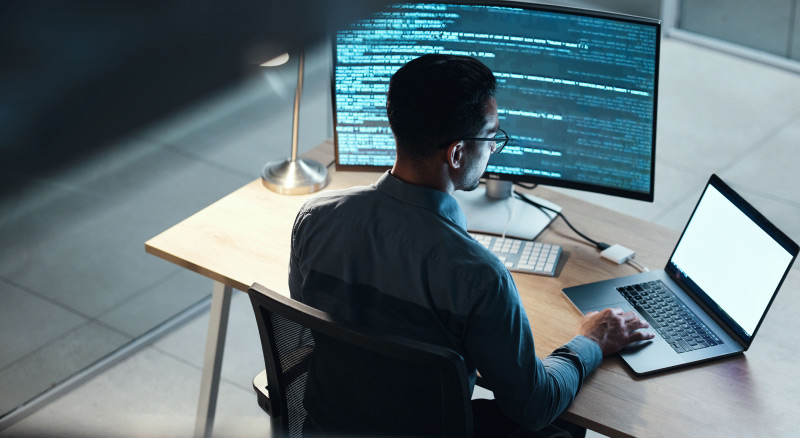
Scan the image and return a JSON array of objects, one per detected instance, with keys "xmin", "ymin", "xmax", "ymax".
[{"xmin": 577, "ymin": 308, "xmax": 655, "ymax": 356}]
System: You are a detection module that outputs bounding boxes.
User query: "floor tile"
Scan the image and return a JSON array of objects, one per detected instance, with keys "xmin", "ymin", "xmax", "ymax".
[
  {"xmin": 97, "ymin": 269, "xmax": 211, "ymax": 338},
  {"xmin": 679, "ymin": 0, "xmax": 794, "ymax": 57},
  {"xmin": 656, "ymin": 39, "xmax": 800, "ymax": 175},
  {"xmin": 720, "ymin": 116, "xmax": 800, "ymax": 207},
  {"xmin": 153, "ymin": 292, "xmax": 265, "ymax": 390},
  {"xmin": 653, "ymin": 184, "xmax": 704, "ymax": 232},
  {"xmin": 549, "ymin": 160, "xmax": 705, "ymax": 223},
  {"xmin": 167, "ymin": 44, "xmax": 333, "ymax": 177},
  {"xmin": 135, "ymin": 74, "xmax": 286, "ymax": 149},
  {"xmin": 0, "ymin": 346, "xmax": 269, "ymax": 438},
  {"xmin": 0, "ymin": 143, "xmax": 250, "ymax": 318},
  {"xmin": 211, "ymin": 381, "xmax": 272, "ymax": 438},
  {"xmin": 794, "ymin": 3, "xmax": 800, "ymax": 61},
  {"xmin": 0, "ymin": 322, "xmax": 130, "ymax": 417},
  {"xmin": 168, "ymin": 72, "xmax": 332, "ymax": 178},
  {"xmin": 136, "ymin": 41, "xmax": 331, "ymax": 152},
  {"xmin": 33, "ymin": 137, "xmax": 165, "ymax": 195},
  {"xmin": 729, "ymin": 186, "xmax": 800, "ymax": 249},
  {"xmin": 0, "ymin": 280, "xmax": 86, "ymax": 371},
  {"xmin": 0, "ymin": 136, "xmax": 162, "ymax": 237}
]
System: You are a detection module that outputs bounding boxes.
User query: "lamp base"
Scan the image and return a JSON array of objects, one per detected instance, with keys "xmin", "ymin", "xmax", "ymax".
[{"xmin": 261, "ymin": 158, "xmax": 329, "ymax": 195}]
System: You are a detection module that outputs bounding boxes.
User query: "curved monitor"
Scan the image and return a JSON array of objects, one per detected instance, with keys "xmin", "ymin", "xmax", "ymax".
[{"xmin": 332, "ymin": 1, "xmax": 660, "ymax": 202}]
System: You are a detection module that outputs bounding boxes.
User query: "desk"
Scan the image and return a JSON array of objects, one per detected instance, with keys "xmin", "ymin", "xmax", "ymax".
[{"xmin": 146, "ymin": 140, "xmax": 800, "ymax": 438}]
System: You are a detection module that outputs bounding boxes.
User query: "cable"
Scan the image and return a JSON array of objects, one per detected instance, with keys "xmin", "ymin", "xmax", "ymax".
[
  {"xmin": 500, "ymin": 195, "xmax": 517, "ymax": 240},
  {"xmin": 627, "ymin": 258, "xmax": 650, "ymax": 273},
  {"xmin": 514, "ymin": 182, "xmax": 538, "ymax": 190},
  {"xmin": 326, "ymin": 159, "xmax": 335, "ymax": 169},
  {"xmin": 514, "ymin": 190, "xmax": 649, "ymax": 271},
  {"xmin": 514, "ymin": 191, "xmax": 610, "ymax": 251}
]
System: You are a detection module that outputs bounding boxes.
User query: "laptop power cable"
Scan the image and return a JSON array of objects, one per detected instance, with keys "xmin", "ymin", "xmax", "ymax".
[
  {"xmin": 514, "ymin": 190, "xmax": 650, "ymax": 272},
  {"xmin": 514, "ymin": 191, "xmax": 610, "ymax": 250}
]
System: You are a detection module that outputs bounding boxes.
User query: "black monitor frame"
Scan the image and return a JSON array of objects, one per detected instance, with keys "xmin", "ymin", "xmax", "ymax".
[{"xmin": 331, "ymin": 0, "xmax": 661, "ymax": 202}]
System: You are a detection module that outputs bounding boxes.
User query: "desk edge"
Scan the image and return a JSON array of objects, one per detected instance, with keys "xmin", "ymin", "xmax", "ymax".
[{"xmin": 144, "ymin": 241, "xmax": 250, "ymax": 292}]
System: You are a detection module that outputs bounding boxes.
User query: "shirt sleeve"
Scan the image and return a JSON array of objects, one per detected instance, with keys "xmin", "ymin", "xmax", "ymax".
[{"xmin": 463, "ymin": 271, "xmax": 602, "ymax": 431}]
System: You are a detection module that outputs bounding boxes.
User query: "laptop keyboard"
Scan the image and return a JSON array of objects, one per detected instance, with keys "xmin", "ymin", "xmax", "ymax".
[{"xmin": 617, "ymin": 280, "xmax": 724, "ymax": 354}]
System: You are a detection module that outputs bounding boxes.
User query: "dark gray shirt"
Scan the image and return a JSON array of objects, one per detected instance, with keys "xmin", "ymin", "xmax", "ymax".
[{"xmin": 289, "ymin": 171, "xmax": 602, "ymax": 429}]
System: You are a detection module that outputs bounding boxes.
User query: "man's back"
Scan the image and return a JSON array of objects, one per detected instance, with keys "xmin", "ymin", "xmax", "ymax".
[
  {"xmin": 290, "ymin": 172, "xmax": 507, "ymax": 433},
  {"xmin": 289, "ymin": 171, "xmax": 602, "ymax": 432},
  {"xmin": 290, "ymin": 172, "xmax": 508, "ymax": 375}
]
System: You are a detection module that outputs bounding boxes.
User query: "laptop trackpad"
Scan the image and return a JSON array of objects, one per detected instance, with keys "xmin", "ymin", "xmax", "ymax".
[
  {"xmin": 583, "ymin": 303, "xmax": 629, "ymax": 314},
  {"xmin": 582, "ymin": 304, "xmax": 656, "ymax": 350}
]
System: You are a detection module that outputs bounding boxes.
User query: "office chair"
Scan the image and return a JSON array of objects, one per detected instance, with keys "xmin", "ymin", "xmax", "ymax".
[{"xmin": 247, "ymin": 282, "xmax": 473, "ymax": 437}]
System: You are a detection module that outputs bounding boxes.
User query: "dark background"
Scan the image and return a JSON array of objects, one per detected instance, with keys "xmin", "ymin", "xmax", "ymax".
[{"xmin": 0, "ymin": 0, "xmax": 388, "ymax": 196}]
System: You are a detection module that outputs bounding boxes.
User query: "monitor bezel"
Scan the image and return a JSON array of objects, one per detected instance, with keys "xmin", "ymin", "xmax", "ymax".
[{"xmin": 331, "ymin": 0, "xmax": 661, "ymax": 202}]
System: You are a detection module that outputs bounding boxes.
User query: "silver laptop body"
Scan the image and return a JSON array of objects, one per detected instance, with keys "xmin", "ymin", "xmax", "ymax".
[{"xmin": 563, "ymin": 175, "xmax": 798, "ymax": 375}]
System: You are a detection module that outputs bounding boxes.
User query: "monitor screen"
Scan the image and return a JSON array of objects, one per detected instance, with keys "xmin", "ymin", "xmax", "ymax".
[{"xmin": 333, "ymin": 1, "xmax": 660, "ymax": 201}]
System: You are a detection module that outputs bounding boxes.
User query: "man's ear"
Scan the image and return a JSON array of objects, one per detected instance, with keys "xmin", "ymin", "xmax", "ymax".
[{"xmin": 446, "ymin": 141, "xmax": 465, "ymax": 169}]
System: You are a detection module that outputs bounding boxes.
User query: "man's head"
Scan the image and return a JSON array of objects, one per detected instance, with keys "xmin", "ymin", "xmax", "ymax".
[{"xmin": 387, "ymin": 54, "xmax": 497, "ymax": 161}]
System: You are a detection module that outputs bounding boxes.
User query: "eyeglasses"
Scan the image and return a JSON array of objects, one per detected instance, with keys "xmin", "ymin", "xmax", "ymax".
[{"xmin": 440, "ymin": 128, "xmax": 510, "ymax": 154}]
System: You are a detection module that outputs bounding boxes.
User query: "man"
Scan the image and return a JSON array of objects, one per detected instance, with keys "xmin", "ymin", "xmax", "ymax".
[{"xmin": 289, "ymin": 54, "xmax": 653, "ymax": 436}]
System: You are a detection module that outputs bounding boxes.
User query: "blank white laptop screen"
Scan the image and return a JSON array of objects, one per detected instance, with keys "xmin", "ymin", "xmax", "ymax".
[{"xmin": 670, "ymin": 185, "xmax": 794, "ymax": 337}]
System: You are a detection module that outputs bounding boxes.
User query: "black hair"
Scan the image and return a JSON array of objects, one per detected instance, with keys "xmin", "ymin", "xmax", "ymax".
[{"xmin": 386, "ymin": 54, "xmax": 496, "ymax": 160}]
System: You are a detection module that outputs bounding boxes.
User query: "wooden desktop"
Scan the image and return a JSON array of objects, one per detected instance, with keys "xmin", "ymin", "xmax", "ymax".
[{"xmin": 146, "ymin": 140, "xmax": 800, "ymax": 437}]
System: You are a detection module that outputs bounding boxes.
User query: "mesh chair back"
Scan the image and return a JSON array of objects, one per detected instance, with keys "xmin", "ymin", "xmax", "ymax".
[{"xmin": 247, "ymin": 282, "xmax": 472, "ymax": 437}]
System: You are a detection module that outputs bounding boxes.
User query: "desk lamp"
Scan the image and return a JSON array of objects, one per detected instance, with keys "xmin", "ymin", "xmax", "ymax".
[{"xmin": 260, "ymin": 51, "xmax": 329, "ymax": 194}]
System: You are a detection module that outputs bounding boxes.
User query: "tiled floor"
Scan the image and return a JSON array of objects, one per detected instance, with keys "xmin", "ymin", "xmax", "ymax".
[{"xmin": 1, "ymin": 36, "xmax": 799, "ymax": 437}]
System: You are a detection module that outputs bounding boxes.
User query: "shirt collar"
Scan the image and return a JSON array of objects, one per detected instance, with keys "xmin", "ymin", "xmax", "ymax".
[{"xmin": 374, "ymin": 171, "xmax": 468, "ymax": 230}]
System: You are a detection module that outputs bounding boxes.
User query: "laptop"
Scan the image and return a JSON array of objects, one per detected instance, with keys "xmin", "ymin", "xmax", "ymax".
[{"xmin": 563, "ymin": 174, "xmax": 798, "ymax": 375}]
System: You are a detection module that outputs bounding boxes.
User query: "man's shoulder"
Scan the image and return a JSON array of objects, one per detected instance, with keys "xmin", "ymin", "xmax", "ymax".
[
  {"xmin": 426, "ymin": 228, "xmax": 514, "ymax": 288},
  {"xmin": 300, "ymin": 185, "xmax": 376, "ymax": 213}
]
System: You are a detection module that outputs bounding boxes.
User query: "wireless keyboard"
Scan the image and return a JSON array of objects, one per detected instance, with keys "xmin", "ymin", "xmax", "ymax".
[{"xmin": 471, "ymin": 233, "xmax": 562, "ymax": 276}]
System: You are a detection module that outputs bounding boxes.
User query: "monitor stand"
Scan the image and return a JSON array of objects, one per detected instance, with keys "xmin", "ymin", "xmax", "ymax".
[{"xmin": 452, "ymin": 180, "xmax": 561, "ymax": 241}]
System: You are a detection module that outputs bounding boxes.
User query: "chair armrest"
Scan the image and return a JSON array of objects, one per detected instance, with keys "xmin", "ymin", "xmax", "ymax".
[{"xmin": 253, "ymin": 369, "xmax": 272, "ymax": 415}]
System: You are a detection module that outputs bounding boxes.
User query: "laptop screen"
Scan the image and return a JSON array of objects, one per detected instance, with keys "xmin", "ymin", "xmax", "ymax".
[{"xmin": 667, "ymin": 176, "xmax": 797, "ymax": 344}]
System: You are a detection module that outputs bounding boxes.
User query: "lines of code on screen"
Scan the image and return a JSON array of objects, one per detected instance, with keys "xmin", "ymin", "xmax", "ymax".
[{"xmin": 335, "ymin": 3, "xmax": 657, "ymax": 194}]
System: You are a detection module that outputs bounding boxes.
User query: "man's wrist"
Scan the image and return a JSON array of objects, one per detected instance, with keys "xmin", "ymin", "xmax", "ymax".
[
  {"xmin": 577, "ymin": 333, "xmax": 603, "ymax": 353},
  {"xmin": 570, "ymin": 335, "xmax": 604, "ymax": 372}
]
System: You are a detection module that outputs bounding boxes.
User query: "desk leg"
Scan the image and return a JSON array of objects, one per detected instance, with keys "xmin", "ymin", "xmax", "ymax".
[{"xmin": 194, "ymin": 280, "xmax": 233, "ymax": 438}]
